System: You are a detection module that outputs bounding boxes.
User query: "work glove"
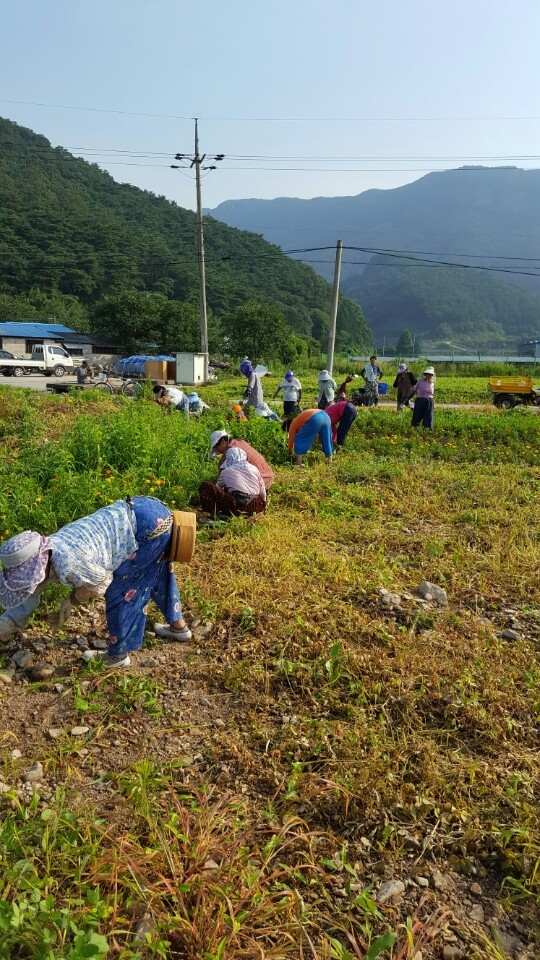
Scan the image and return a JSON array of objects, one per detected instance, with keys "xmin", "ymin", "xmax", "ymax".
[{"xmin": 0, "ymin": 615, "xmax": 19, "ymax": 639}]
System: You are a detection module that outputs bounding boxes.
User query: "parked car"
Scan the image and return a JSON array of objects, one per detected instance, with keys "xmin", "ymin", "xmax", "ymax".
[{"xmin": 0, "ymin": 350, "xmax": 18, "ymax": 376}]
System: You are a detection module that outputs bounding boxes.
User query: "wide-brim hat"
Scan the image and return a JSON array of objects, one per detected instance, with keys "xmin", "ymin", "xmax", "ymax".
[
  {"xmin": 398, "ymin": 363, "xmax": 408, "ymax": 373},
  {"xmin": 423, "ymin": 366, "xmax": 435, "ymax": 375},
  {"xmin": 318, "ymin": 370, "xmax": 332, "ymax": 381},
  {"xmin": 0, "ymin": 531, "xmax": 51, "ymax": 609},
  {"xmin": 209, "ymin": 429, "xmax": 230, "ymax": 457}
]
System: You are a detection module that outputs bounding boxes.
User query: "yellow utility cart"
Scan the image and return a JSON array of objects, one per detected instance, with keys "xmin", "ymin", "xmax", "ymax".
[{"xmin": 488, "ymin": 376, "xmax": 540, "ymax": 409}]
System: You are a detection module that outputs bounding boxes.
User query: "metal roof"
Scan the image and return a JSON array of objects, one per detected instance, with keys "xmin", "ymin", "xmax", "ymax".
[{"xmin": 0, "ymin": 322, "xmax": 75, "ymax": 339}]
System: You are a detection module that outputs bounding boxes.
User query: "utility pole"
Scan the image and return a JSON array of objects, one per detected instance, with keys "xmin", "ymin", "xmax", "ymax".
[
  {"xmin": 326, "ymin": 239, "xmax": 342, "ymax": 376},
  {"xmin": 171, "ymin": 122, "xmax": 224, "ymax": 383},
  {"xmin": 193, "ymin": 119, "xmax": 208, "ymax": 382}
]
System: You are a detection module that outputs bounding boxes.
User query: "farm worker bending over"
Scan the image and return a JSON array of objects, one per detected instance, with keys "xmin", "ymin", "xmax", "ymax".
[
  {"xmin": 288, "ymin": 409, "xmax": 333, "ymax": 467},
  {"xmin": 240, "ymin": 359, "xmax": 264, "ymax": 410},
  {"xmin": 0, "ymin": 497, "xmax": 192, "ymax": 668},
  {"xmin": 199, "ymin": 447, "xmax": 267, "ymax": 518},
  {"xmin": 207, "ymin": 430, "xmax": 274, "ymax": 490},
  {"xmin": 255, "ymin": 402, "xmax": 280, "ymax": 422},
  {"xmin": 317, "ymin": 370, "xmax": 338, "ymax": 410},
  {"xmin": 411, "ymin": 366, "xmax": 435, "ymax": 429},
  {"xmin": 274, "ymin": 370, "xmax": 302, "ymax": 418},
  {"xmin": 393, "ymin": 363, "xmax": 417, "ymax": 411},
  {"xmin": 325, "ymin": 400, "xmax": 358, "ymax": 448},
  {"xmin": 153, "ymin": 384, "xmax": 189, "ymax": 413},
  {"xmin": 362, "ymin": 356, "xmax": 383, "ymax": 407}
]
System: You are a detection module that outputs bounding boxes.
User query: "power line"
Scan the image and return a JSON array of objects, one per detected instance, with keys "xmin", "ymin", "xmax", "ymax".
[{"xmin": 4, "ymin": 98, "xmax": 540, "ymax": 122}]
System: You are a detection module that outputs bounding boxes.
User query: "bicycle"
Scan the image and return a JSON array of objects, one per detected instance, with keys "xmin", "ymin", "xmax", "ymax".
[{"xmin": 92, "ymin": 370, "xmax": 144, "ymax": 398}]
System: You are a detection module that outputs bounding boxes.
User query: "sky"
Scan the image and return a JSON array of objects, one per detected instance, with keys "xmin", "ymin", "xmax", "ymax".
[{"xmin": 2, "ymin": 0, "xmax": 540, "ymax": 214}]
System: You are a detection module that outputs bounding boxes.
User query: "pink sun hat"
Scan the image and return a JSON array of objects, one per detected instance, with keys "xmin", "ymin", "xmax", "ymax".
[{"xmin": 0, "ymin": 531, "xmax": 52, "ymax": 609}]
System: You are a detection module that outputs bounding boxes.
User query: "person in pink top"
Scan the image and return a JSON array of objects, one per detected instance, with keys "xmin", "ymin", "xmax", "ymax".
[
  {"xmin": 199, "ymin": 447, "xmax": 266, "ymax": 518},
  {"xmin": 325, "ymin": 400, "xmax": 358, "ymax": 447},
  {"xmin": 411, "ymin": 366, "xmax": 435, "ymax": 428}
]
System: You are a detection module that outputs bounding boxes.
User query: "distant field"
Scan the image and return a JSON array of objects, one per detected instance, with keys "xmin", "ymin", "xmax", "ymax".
[{"xmin": 203, "ymin": 372, "xmax": 496, "ymax": 406}]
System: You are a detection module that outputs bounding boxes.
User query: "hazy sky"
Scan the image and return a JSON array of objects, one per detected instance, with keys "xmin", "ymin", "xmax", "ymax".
[{"xmin": 2, "ymin": 0, "xmax": 540, "ymax": 212}]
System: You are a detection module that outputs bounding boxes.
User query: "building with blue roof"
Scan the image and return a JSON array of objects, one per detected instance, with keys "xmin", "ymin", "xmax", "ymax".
[{"xmin": 0, "ymin": 322, "xmax": 119, "ymax": 360}]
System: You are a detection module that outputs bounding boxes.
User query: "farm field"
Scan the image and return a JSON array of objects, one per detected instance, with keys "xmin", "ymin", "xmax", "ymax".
[{"xmin": 0, "ymin": 384, "xmax": 539, "ymax": 960}]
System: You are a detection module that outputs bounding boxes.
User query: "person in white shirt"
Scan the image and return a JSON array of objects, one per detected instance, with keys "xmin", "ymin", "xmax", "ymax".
[
  {"xmin": 362, "ymin": 356, "xmax": 382, "ymax": 407},
  {"xmin": 153, "ymin": 384, "xmax": 189, "ymax": 413},
  {"xmin": 274, "ymin": 370, "xmax": 302, "ymax": 418}
]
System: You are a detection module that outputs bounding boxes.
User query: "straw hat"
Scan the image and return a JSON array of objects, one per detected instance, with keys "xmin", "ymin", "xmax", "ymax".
[{"xmin": 169, "ymin": 512, "xmax": 196, "ymax": 564}]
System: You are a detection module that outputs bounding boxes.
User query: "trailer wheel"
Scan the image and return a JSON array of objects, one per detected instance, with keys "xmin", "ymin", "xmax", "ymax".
[
  {"xmin": 499, "ymin": 395, "xmax": 516, "ymax": 409},
  {"xmin": 53, "ymin": 364, "xmax": 66, "ymax": 378}
]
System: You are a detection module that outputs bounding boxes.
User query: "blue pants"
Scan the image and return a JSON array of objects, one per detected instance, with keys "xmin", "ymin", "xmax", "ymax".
[
  {"xmin": 412, "ymin": 397, "xmax": 434, "ymax": 429},
  {"xmin": 336, "ymin": 403, "xmax": 357, "ymax": 446},
  {"xmin": 105, "ymin": 497, "xmax": 182, "ymax": 656},
  {"xmin": 294, "ymin": 411, "xmax": 333, "ymax": 457}
]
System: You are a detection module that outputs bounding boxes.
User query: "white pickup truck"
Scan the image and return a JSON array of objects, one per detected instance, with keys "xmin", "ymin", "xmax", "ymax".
[{"xmin": 0, "ymin": 343, "xmax": 75, "ymax": 378}]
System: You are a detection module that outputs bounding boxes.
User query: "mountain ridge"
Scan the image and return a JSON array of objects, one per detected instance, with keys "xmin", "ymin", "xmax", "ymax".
[
  {"xmin": 207, "ymin": 167, "xmax": 540, "ymax": 348},
  {"xmin": 0, "ymin": 117, "xmax": 371, "ymax": 351}
]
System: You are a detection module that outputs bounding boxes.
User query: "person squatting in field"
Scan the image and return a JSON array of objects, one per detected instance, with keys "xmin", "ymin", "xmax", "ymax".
[
  {"xmin": 288, "ymin": 409, "xmax": 333, "ymax": 467},
  {"xmin": 199, "ymin": 446, "xmax": 267, "ymax": 517},
  {"xmin": 411, "ymin": 366, "xmax": 436, "ymax": 428},
  {"xmin": 325, "ymin": 400, "xmax": 358, "ymax": 448},
  {"xmin": 198, "ymin": 430, "xmax": 274, "ymax": 517},
  {"xmin": 393, "ymin": 363, "xmax": 417, "ymax": 411},
  {"xmin": 0, "ymin": 497, "xmax": 192, "ymax": 668}
]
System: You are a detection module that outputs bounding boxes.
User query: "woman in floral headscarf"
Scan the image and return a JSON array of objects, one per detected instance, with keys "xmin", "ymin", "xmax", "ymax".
[
  {"xmin": 199, "ymin": 446, "xmax": 267, "ymax": 518},
  {"xmin": 0, "ymin": 497, "xmax": 192, "ymax": 668}
]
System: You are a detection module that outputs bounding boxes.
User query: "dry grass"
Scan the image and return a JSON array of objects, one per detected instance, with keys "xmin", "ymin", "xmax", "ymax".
[{"xmin": 0, "ymin": 392, "xmax": 539, "ymax": 957}]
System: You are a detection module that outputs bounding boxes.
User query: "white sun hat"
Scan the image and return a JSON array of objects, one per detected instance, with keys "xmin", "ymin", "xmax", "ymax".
[{"xmin": 209, "ymin": 429, "xmax": 230, "ymax": 458}]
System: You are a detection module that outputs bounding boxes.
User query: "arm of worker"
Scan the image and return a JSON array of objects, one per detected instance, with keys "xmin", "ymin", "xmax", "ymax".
[{"xmin": 0, "ymin": 591, "xmax": 44, "ymax": 635}]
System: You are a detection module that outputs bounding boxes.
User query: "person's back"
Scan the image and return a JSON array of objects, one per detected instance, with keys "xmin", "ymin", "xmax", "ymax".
[
  {"xmin": 77, "ymin": 364, "xmax": 90, "ymax": 385},
  {"xmin": 217, "ymin": 448, "xmax": 266, "ymax": 501},
  {"xmin": 228, "ymin": 438, "xmax": 274, "ymax": 489}
]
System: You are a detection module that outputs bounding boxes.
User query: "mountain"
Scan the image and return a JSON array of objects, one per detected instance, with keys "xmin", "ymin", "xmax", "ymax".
[
  {"xmin": 0, "ymin": 117, "xmax": 371, "ymax": 351},
  {"xmin": 207, "ymin": 168, "xmax": 540, "ymax": 349}
]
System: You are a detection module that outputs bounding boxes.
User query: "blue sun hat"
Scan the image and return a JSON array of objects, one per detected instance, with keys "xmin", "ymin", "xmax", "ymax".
[{"xmin": 0, "ymin": 531, "xmax": 52, "ymax": 609}]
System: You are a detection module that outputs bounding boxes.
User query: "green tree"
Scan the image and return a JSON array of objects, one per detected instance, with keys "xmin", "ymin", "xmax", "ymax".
[
  {"xmin": 91, "ymin": 292, "xmax": 165, "ymax": 352},
  {"xmin": 395, "ymin": 329, "xmax": 415, "ymax": 355},
  {"xmin": 223, "ymin": 301, "xmax": 292, "ymax": 361}
]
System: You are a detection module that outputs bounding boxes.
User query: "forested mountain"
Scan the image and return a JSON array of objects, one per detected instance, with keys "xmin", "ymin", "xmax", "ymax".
[
  {"xmin": 0, "ymin": 118, "xmax": 372, "ymax": 353},
  {"xmin": 345, "ymin": 257, "xmax": 540, "ymax": 350},
  {"xmin": 208, "ymin": 167, "xmax": 540, "ymax": 349}
]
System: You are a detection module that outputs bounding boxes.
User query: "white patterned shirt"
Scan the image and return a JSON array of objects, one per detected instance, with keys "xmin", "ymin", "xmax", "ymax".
[{"xmin": 50, "ymin": 499, "xmax": 138, "ymax": 591}]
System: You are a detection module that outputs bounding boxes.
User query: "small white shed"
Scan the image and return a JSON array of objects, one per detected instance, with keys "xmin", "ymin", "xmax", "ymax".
[{"xmin": 175, "ymin": 352, "xmax": 206, "ymax": 385}]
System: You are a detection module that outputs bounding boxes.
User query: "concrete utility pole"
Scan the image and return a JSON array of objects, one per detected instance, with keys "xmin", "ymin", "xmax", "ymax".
[
  {"xmin": 326, "ymin": 239, "xmax": 343, "ymax": 376},
  {"xmin": 194, "ymin": 119, "xmax": 209, "ymax": 382},
  {"xmin": 172, "ymin": 122, "xmax": 224, "ymax": 382}
]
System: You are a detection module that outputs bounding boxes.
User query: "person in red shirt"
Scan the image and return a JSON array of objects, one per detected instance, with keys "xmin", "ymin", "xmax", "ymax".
[
  {"xmin": 208, "ymin": 430, "xmax": 274, "ymax": 489},
  {"xmin": 325, "ymin": 401, "xmax": 357, "ymax": 447}
]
